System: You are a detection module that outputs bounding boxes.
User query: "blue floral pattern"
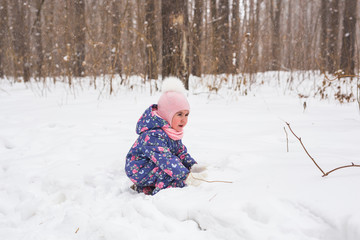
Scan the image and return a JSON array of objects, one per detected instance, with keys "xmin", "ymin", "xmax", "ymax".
[{"xmin": 125, "ymin": 104, "xmax": 197, "ymax": 195}]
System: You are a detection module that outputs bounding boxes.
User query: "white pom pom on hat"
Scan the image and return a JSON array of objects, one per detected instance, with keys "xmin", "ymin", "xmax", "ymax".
[
  {"xmin": 157, "ymin": 77, "xmax": 190, "ymax": 126},
  {"xmin": 161, "ymin": 76, "xmax": 187, "ymax": 94}
]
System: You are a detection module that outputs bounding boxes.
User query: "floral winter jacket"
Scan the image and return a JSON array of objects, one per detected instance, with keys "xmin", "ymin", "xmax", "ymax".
[{"xmin": 125, "ymin": 104, "xmax": 197, "ymax": 188}]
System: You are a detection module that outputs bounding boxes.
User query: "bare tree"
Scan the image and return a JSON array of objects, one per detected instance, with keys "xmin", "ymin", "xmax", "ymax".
[
  {"xmin": 285, "ymin": 0, "xmax": 292, "ymax": 71},
  {"xmin": 319, "ymin": 0, "xmax": 327, "ymax": 71},
  {"xmin": 33, "ymin": 0, "xmax": 45, "ymax": 80},
  {"xmin": 231, "ymin": 0, "xmax": 240, "ymax": 74},
  {"xmin": 111, "ymin": 0, "xmax": 122, "ymax": 76},
  {"xmin": 0, "ymin": 0, "xmax": 8, "ymax": 78},
  {"xmin": 125, "ymin": 1, "xmax": 135, "ymax": 75},
  {"xmin": 340, "ymin": 0, "xmax": 357, "ymax": 75},
  {"xmin": 244, "ymin": 0, "xmax": 252, "ymax": 74},
  {"xmin": 11, "ymin": 0, "xmax": 31, "ymax": 82},
  {"xmin": 161, "ymin": 0, "xmax": 189, "ymax": 88},
  {"xmin": 136, "ymin": 0, "xmax": 146, "ymax": 78},
  {"xmin": 217, "ymin": 0, "xmax": 231, "ymax": 74},
  {"xmin": 327, "ymin": 0, "xmax": 340, "ymax": 74},
  {"xmin": 183, "ymin": 0, "xmax": 190, "ymax": 88},
  {"xmin": 210, "ymin": 0, "xmax": 219, "ymax": 74},
  {"xmin": 145, "ymin": 0, "xmax": 158, "ymax": 80},
  {"xmin": 191, "ymin": 0, "xmax": 202, "ymax": 77},
  {"xmin": 64, "ymin": 0, "xmax": 74, "ymax": 79},
  {"xmin": 74, "ymin": 0, "xmax": 86, "ymax": 77},
  {"xmin": 201, "ymin": 0, "xmax": 211, "ymax": 74},
  {"xmin": 252, "ymin": 0, "xmax": 261, "ymax": 73},
  {"xmin": 42, "ymin": 0, "xmax": 55, "ymax": 78},
  {"xmin": 269, "ymin": 0, "xmax": 282, "ymax": 71},
  {"xmin": 245, "ymin": 0, "xmax": 261, "ymax": 75}
]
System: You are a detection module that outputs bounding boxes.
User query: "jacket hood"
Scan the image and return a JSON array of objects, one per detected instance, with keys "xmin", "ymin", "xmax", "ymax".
[{"xmin": 136, "ymin": 104, "xmax": 169, "ymax": 135}]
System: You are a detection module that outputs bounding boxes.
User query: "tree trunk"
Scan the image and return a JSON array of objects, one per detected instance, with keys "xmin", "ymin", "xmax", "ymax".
[
  {"xmin": 64, "ymin": 0, "xmax": 73, "ymax": 79},
  {"xmin": 43, "ymin": 0, "xmax": 54, "ymax": 77},
  {"xmin": 111, "ymin": 0, "xmax": 122, "ymax": 76},
  {"xmin": 245, "ymin": 0, "xmax": 261, "ymax": 74},
  {"xmin": 210, "ymin": 0, "xmax": 218, "ymax": 74},
  {"xmin": 245, "ymin": 0, "xmax": 252, "ymax": 74},
  {"xmin": 34, "ymin": 0, "xmax": 45, "ymax": 80},
  {"xmin": 145, "ymin": 0, "xmax": 158, "ymax": 80},
  {"xmin": 339, "ymin": 0, "xmax": 357, "ymax": 75},
  {"xmin": 242, "ymin": 0, "xmax": 249, "ymax": 73},
  {"xmin": 161, "ymin": 0, "xmax": 189, "ymax": 88},
  {"xmin": 248, "ymin": 0, "xmax": 255, "ymax": 74},
  {"xmin": 126, "ymin": 2, "xmax": 134, "ymax": 75},
  {"xmin": 286, "ymin": 0, "xmax": 292, "ymax": 70},
  {"xmin": 0, "ymin": 0, "xmax": 8, "ymax": 78},
  {"xmin": 12, "ymin": 0, "xmax": 30, "ymax": 82},
  {"xmin": 269, "ymin": 0, "xmax": 282, "ymax": 71},
  {"xmin": 136, "ymin": 0, "xmax": 146, "ymax": 78},
  {"xmin": 252, "ymin": 0, "xmax": 261, "ymax": 73},
  {"xmin": 191, "ymin": 0, "xmax": 202, "ymax": 77},
  {"xmin": 231, "ymin": 0, "xmax": 240, "ymax": 74},
  {"xmin": 327, "ymin": 0, "xmax": 339, "ymax": 74},
  {"xmin": 218, "ymin": 0, "xmax": 230, "ymax": 74},
  {"xmin": 202, "ymin": 0, "xmax": 210, "ymax": 74},
  {"xmin": 183, "ymin": 0, "xmax": 190, "ymax": 89},
  {"xmin": 74, "ymin": 0, "xmax": 86, "ymax": 77},
  {"xmin": 319, "ymin": 0, "xmax": 327, "ymax": 71}
]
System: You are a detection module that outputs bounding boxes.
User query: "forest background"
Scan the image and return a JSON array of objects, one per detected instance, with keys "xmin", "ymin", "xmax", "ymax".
[{"xmin": 0, "ymin": 0, "xmax": 359, "ymax": 101}]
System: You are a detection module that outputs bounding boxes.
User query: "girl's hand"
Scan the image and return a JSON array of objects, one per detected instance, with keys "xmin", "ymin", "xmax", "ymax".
[
  {"xmin": 191, "ymin": 164, "xmax": 207, "ymax": 173},
  {"xmin": 185, "ymin": 173, "xmax": 203, "ymax": 186}
]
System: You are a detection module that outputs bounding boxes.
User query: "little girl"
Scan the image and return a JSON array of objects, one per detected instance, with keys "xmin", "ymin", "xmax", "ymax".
[{"xmin": 125, "ymin": 77, "xmax": 201, "ymax": 195}]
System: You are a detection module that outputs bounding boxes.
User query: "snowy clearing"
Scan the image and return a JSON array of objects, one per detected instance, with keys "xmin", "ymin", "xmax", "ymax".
[{"xmin": 1, "ymin": 76, "xmax": 360, "ymax": 240}]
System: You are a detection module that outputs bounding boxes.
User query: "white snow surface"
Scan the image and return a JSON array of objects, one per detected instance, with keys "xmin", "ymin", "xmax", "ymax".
[{"xmin": 1, "ymin": 77, "xmax": 360, "ymax": 240}]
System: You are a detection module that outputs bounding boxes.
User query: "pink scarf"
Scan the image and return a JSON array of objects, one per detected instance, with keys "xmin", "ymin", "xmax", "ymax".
[
  {"xmin": 153, "ymin": 110, "xmax": 183, "ymax": 140},
  {"xmin": 162, "ymin": 124, "xmax": 184, "ymax": 140}
]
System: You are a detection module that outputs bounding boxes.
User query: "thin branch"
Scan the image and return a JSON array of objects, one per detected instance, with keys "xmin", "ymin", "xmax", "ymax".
[
  {"xmin": 286, "ymin": 122, "xmax": 360, "ymax": 177},
  {"xmin": 190, "ymin": 173, "xmax": 233, "ymax": 184},
  {"xmin": 283, "ymin": 126, "xmax": 289, "ymax": 152},
  {"xmin": 209, "ymin": 193, "xmax": 217, "ymax": 202},
  {"xmin": 0, "ymin": 87, "xmax": 10, "ymax": 95},
  {"xmin": 285, "ymin": 122, "xmax": 325, "ymax": 175},
  {"xmin": 323, "ymin": 164, "xmax": 360, "ymax": 177}
]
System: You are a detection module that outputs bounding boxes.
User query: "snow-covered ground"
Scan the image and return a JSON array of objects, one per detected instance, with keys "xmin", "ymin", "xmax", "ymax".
[{"xmin": 1, "ymin": 76, "xmax": 360, "ymax": 240}]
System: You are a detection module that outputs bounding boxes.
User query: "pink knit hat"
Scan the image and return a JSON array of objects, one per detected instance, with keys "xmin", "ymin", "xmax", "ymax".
[{"xmin": 157, "ymin": 77, "xmax": 190, "ymax": 126}]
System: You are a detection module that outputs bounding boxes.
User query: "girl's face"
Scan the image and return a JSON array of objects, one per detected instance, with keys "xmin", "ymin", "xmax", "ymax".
[{"xmin": 171, "ymin": 110, "xmax": 189, "ymax": 132}]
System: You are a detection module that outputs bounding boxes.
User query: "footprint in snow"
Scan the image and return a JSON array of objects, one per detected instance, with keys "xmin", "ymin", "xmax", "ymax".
[{"xmin": 1, "ymin": 137, "xmax": 15, "ymax": 149}]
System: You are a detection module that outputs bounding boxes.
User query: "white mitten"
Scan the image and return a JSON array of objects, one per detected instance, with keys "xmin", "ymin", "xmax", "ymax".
[
  {"xmin": 190, "ymin": 164, "xmax": 207, "ymax": 173},
  {"xmin": 185, "ymin": 172, "xmax": 208, "ymax": 186}
]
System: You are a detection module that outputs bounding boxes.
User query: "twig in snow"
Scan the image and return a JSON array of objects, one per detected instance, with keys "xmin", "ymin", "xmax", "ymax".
[
  {"xmin": 190, "ymin": 173, "xmax": 233, "ymax": 184},
  {"xmin": 285, "ymin": 122, "xmax": 325, "ymax": 175},
  {"xmin": 75, "ymin": 227, "xmax": 79, "ymax": 234},
  {"xmin": 190, "ymin": 218, "xmax": 206, "ymax": 231},
  {"xmin": 283, "ymin": 127, "xmax": 289, "ymax": 152},
  {"xmin": 209, "ymin": 194, "xmax": 218, "ymax": 202},
  {"xmin": 323, "ymin": 163, "xmax": 360, "ymax": 177},
  {"xmin": 0, "ymin": 87, "xmax": 10, "ymax": 95},
  {"xmin": 285, "ymin": 122, "xmax": 360, "ymax": 177}
]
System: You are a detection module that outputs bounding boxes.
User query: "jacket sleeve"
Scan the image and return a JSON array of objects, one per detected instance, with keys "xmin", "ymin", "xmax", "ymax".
[
  {"xmin": 177, "ymin": 143, "xmax": 197, "ymax": 170},
  {"xmin": 141, "ymin": 131, "xmax": 189, "ymax": 181}
]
